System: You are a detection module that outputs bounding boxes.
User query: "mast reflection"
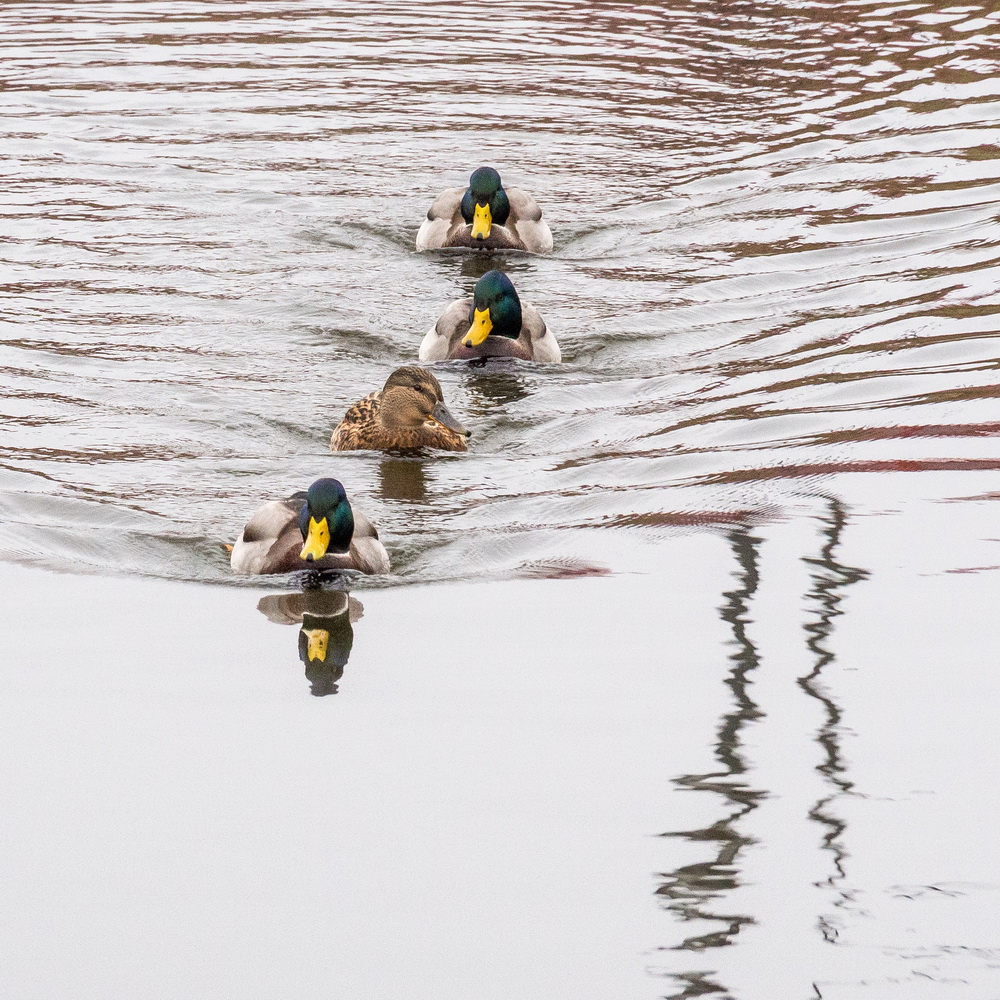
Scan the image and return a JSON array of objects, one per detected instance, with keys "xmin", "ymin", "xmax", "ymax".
[
  {"xmin": 657, "ymin": 528, "xmax": 766, "ymax": 996},
  {"xmin": 799, "ymin": 499, "xmax": 868, "ymax": 943}
]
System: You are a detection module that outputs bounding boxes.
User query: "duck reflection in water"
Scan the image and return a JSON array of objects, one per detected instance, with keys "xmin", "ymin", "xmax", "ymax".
[
  {"xmin": 257, "ymin": 590, "xmax": 364, "ymax": 696},
  {"xmin": 457, "ymin": 252, "xmax": 523, "ymax": 283},
  {"xmin": 463, "ymin": 366, "xmax": 531, "ymax": 409},
  {"xmin": 378, "ymin": 455, "xmax": 431, "ymax": 504}
]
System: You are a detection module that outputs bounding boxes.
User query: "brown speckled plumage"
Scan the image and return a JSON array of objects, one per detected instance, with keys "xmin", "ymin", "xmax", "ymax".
[
  {"xmin": 330, "ymin": 390, "xmax": 466, "ymax": 451},
  {"xmin": 330, "ymin": 367, "xmax": 470, "ymax": 453}
]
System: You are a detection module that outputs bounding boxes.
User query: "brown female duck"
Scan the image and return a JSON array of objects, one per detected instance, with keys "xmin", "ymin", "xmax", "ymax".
[{"xmin": 329, "ymin": 366, "xmax": 471, "ymax": 452}]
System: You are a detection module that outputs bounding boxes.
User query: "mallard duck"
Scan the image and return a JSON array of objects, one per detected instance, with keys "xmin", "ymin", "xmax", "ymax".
[
  {"xmin": 416, "ymin": 167, "xmax": 553, "ymax": 253},
  {"xmin": 230, "ymin": 478, "xmax": 389, "ymax": 575},
  {"xmin": 330, "ymin": 366, "xmax": 470, "ymax": 452},
  {"xmin": 419, "ymin": 270, "xmax": 561, "ymax": 362}
]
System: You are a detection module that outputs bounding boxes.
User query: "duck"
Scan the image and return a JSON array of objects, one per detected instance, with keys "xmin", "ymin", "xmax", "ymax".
[
  {"xmin": 230, "ymin": 478, "xmax": 390, "ymax": 576},
  {"xmin": 330, "ymin": 366, "xmax": 471, "ymax": 452},
  {"xmin": 419, "ymin": 270, "xmax": 561, "ymax": 362},
  {"xmin": 416, "ymin": 167, "xmax": 553, "ymax": 253}
]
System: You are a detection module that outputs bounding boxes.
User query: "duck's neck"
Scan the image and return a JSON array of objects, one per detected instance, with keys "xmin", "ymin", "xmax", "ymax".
[
  {"xmin": 328, "ymin": 503, "xmax": 355, "ymax": 551},
  {"xmin": 490, "ymin": 296, "xmax": 523, "ymax": 339}
]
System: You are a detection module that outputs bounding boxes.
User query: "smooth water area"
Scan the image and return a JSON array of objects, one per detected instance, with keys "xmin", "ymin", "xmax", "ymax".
[{"xmin": 2, "ymin": 2, "xmax": 1000, "ymax": 997}]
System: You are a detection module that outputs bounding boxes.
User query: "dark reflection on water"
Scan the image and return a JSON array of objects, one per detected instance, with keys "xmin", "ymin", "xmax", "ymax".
[
  {"xmin": 460, "ymin": 367, "xmax": 533, "ymax": 412},
  {"xmin": 664, "ymin": 970, "xmax": 734, "ymax": 1000},
  {"xmin": 453, "ymin": 252, "xmax": 534, "ymax": 284},
  {"xmin": 660, "ymin": 504, "xmax": 872, "ymax": 994},
  {"xmin": 799, "ymin": 499, "xmax": 869, "ymax": 943},
  {"xmin": 657, "ymin": 528, "xmax": 765, "ymax": 996},
  {"xmin": 257, "ymin": 590, "xmax": 362, "ymax": 696},
  {"xmin": 377, "ymin": 456, "xmax": 431, "ymax": 504}
]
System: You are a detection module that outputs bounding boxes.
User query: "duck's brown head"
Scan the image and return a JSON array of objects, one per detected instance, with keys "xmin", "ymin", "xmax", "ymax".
[{"xmin": 379, "ymin": 366, "xmax": 471, "ymax": 449}]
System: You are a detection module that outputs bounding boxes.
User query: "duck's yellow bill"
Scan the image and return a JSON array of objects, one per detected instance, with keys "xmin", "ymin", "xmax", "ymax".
[
  {"xmin": 463, "ymin": 307, "xmax": 493, "ymax": 347},
  {"xmin": 471, "ymin": 202, "xmax": 492, "ymax": 239},
  {"xmin": 302, "ymin": 628, "xmax": 330, "ymax": 663},
  {"xmin": 300, "ymin": 516, "xmax": 330, "ymax": 561}
]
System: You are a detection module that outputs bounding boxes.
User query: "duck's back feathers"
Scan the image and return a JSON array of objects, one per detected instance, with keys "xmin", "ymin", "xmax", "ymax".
[
  {"xmin": 348, "ymin": 508, "xmax": 391, "ymax": 575},
  {"xmin": 419, "ymin": 300, "xmax": 469, "ymax": 362},
  {"xmin": 329, "ymin": 391, "xmax": 382, "ymax": 450},
  {"xmin": 419, "ymin": 298, "xmax": 560, "ymax": 363},
  {"xmin": 520, "ymin": 304, "xmax": 560, "ymax": 362},
  {"xmin": 416, "ymin": 187, "xmax": 465, "ymax": 250},
  {"xmin": 231, "ymin": 497, "xmax": 304, "ymax": 575},
  {"xmin": 506, "ymin": 188, "xmax": 554, "ymax": 254}
]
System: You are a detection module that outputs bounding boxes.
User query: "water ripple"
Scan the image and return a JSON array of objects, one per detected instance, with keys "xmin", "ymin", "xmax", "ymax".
[{"xmin": 0, "ymin": 0, "xmax": 998, "ymax": 587}]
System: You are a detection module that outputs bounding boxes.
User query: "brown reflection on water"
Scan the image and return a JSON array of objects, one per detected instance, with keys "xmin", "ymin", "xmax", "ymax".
[
  {"xmin": 2, "ymin": 0, "xmax": 999, "ymax": 583},
  {"xmin": 799, "ymin": 499, "xmax": 869, "ymax": 944},
  {"xmin": 657, "ymin": 528, "xmax": 766, "ymax": 996},
  {"xmin": 692, "ymin": 457, "xmax": 1000, "ymax": 487},
  {"xmin": 377, "ymin": 456, "xmax": 431, "ymax": 504}
]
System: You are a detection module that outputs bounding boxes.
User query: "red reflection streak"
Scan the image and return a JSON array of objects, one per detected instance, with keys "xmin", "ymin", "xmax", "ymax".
[{"xmin": 698, "ymin": 458, "xmax": 1000, "ymax": 485}]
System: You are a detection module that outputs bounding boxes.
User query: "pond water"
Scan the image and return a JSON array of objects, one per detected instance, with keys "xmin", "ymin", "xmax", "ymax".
[{"xmin": 2, "ymin": 2, "xmax": 1000, "ymax": 998}]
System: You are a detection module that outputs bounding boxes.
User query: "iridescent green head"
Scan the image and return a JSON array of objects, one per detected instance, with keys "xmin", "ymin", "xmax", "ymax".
[
  {"xmin": 460, "ymin": 167, "xmax": 511, "ymax": 240},
  {"xmin": 464, "ymin": 270, "xmax": 523, "ymax": 346},
  {"xmin": 298, "ymin": 478, "xmax": 355, "ymax": 561}
]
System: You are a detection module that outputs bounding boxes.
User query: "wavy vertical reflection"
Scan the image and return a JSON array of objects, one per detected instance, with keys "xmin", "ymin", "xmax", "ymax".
[
  {"xmin": 657, "ymin": 529, "xmax": 767, "ymax": 997},
  {"xmin": 799, "ymin": 499, "xmax": 869, "ymax": 943}
]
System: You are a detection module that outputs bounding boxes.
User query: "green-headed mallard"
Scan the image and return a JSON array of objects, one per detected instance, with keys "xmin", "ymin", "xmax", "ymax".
[
  {"xmin": 420, "ymin": 270, "xmax": 561, "ymax": 362},
  {"xmin": 230, "ymin": 478, "xmax": 389, "ymax": 576},
  {"xmin": 330, "ymin": 366, "xmax": 470, "ymax": 452},
  {"xmin": 416, "ymin": 167, "xmax": 553, "ymax": 254}
]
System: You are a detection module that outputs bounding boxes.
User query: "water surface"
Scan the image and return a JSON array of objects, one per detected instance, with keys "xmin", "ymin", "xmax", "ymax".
[{"xmin": 2, "ymin": 2, "xmax": 1000, "ymax": 997}]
